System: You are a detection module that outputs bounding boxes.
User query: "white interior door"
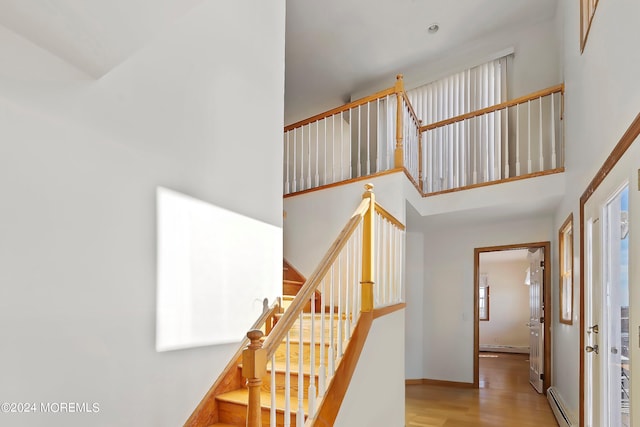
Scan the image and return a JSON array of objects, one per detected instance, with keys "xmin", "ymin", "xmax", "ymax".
[
  {"xmin": 528, "ymin": 247, "xmax": 544, "ymax": 393},
  {"xmin": 584, "ymin": 139, "xmax": 638, "ymax": 427}
]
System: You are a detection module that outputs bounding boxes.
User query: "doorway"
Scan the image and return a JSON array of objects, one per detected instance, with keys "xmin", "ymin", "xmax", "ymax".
[
  {"xmin": 473, "ymin": 242, "xmax": 552, "ymax": 393},
  {"xmin": 579, "ymin": 116, "xmax": 639, "ymax": 427}
]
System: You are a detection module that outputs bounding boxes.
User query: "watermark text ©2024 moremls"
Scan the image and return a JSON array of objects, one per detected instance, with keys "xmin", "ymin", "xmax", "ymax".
[{"xmin": 1, "ymin": 402, "xmax": 100, "ymax": 414}]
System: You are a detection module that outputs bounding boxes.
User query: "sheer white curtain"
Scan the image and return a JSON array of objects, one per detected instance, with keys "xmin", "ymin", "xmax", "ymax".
[{"xmin": 407, "ymin": 56, "xmax": 509, "ymax": 191}]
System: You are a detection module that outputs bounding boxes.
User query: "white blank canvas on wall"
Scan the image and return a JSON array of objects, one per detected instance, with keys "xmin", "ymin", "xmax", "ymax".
[{"xmin": 156, "ymin": 187, "xmax": 281, "ymax": 352}]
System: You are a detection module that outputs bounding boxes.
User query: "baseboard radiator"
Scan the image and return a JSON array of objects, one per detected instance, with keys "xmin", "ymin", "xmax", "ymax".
[
  {"xmin": 479, "ymin": 344, "xmax": 529, "ymax": 354},
  {"xmin": 547, "ymin": 387, "xmax": 576, "ymax": 427}
]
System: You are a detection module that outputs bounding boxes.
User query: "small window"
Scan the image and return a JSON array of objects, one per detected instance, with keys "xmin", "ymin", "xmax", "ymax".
[
  {"xmin": 479, "ymin": 273, "xmax": 490, "ymax": 321},
  {"xmin": 559, "ymin": 214, "xmax": 574, "ymax": 325}
]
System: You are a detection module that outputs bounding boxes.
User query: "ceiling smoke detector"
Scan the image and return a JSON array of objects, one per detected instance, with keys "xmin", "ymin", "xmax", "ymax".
[{"xmin": 427, "ymin": 23, "xmax": 439, "ymax": 34}]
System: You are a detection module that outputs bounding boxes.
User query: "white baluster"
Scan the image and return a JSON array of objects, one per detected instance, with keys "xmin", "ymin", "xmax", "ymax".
[
  {"xmin": 538, "ymin": 97, "xmax": 544, "ymax": 171},
  {"xmin": 332, "ymin": 114, "xmax": 336, "ymax": 183},
  {"xmin": 300, "ymin": 125, "xmax": 304, "ymax": 190},
  {"xmin": 337, "ymin": 251, "xmax": 343, "ymax": 358},
  {"xmin": 307, "ymin": 125, "xmax": 312, "ymax": 190},
  {"xmin": 340, "ymin": 112, "xmax": 344, "ymax": 181},
  {"xmin": 367, "ymin": 102, "xmax": 371, "ymax": 175},
  {"xmin": 352, "ymin": 226, "xmax": 359, "ymax": 323},
  {"xmin": 349, "ymin": 108, "xmax": 353, "ymax": 178},
  {"xmin": 285, "ymin": 332, "xmax": 291, "ymax": 427},
  {"xmin": 308, "ymin": 292, "xmax": 316, "ymax": 417},
  {"xmin": 473, "ymin": 116, "xmax": 478, "ymax": 184},
  {"xmin": 527, "ymin": 100, "xmax": 532, "ymax": 174},
  {"xmin": 386, "ymin": 95, "xmax": 391, "ymax": 171},
  {"xmin": 344, "ymin": 238, "xmax": 351, "ymax": 344},
  {"xmin": 376, "ymin": 98, "xmax": 381, "ymax": 172},
  {"xmin": 315, "ymin": 121, "xmax": 320, "ymax": 187},
  {"xmin": 516, "ymin": 104, "xmax": 521, "ymax": 176},
  {"xmin": 329, "ymin": 266, "xmax": 335, "ymax": 378},
  {"xmin": 376, "ymin": 214, "xmax": 381, "ymax": 306},
  {"xmin": 285, "ymin": 131, "xmax": 290, "ymax": 194},
  {"xmin": 323, "ymin": 119, "xmax": 327, "ymax": 185},
  {"xmin": 297, "ymin": 311, "xmax": 304, "ymax": 427},
  {"xmin": 357, "ymin": 105, "xmax": 362, "ymax": 177},
  {"xmin": 293, "ymin": 128, "xmax": 297, "ymax": 192},
  {"xmin": 551, "ymin": 93, "xmax": 557, "ymax": 169},
  {"xmin": 484, "ymin": 114, "xmax": 489, "ymax": 183},
  {"xmin": 271, "ymin": 355, "xmax": 276, "ymax": 426},
  {"xmin": 318, "ymin": 277, "xmax": 326, "ymax": 398},
  {"xmin": 505, "ymin": 107, "xmax": 510, "ymax": 178}
]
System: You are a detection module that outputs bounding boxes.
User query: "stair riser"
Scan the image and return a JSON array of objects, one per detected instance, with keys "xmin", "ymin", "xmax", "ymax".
[
  {"xmin": 262, "ymin": 370, "xmax": 318, "ymax": 399},
  {"xmin": 274, "ymin": 341, "xmax": 336, "ymax": 368},
  {"xmin": 218, "ymin": 400, "xmax": 302, "ymax": 427}
]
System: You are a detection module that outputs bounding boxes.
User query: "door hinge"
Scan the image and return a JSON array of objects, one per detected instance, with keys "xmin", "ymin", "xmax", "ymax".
[
  {"xmin": 540, "ymin": 260, "xmax": 545, "ymax": 268},
  {"xmin": 540, "ymin": 317, "xmax": 544, "ymax": 324},
  {"xmin": 540, "ymin": 373, "xmax": 544, "ymax": 381}
]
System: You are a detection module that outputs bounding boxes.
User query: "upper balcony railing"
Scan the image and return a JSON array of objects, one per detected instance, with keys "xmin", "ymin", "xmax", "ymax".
[
  {"xmin": 419, "ymin": 84, "xmax": 564, "ymax": 195},
  {"xmin": 283, "ymin": 77, "xmax": 564, "ymax": 197},
  {"xmin": 283, "ymin": 75, "xmax": 418, "ymax": 195}
]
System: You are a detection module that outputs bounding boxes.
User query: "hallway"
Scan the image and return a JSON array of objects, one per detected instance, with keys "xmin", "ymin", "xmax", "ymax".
[{"xmin": 405, "ymin": 353, "xmax": 558, "ymax": 426}]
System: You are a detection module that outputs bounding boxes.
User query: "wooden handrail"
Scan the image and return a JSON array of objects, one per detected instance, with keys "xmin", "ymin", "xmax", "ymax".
[
  {"xmin": 262, "ymin": 197, "xmax": 371, "ymax": 356},
  {"xmin": 419, "ymin": 84, "xmax": 565, "ymax": 132},
  {"xmin": 374, "ymin": 203, "xmax": 406, "ymax": 231},
  {"xmin": 401, "ymin": 91, "xmax": 420, "ymax": 129},
  {"xmin": 284, "ymin": 86, "xmax": 397, "ymax": 132},
  {"xmin": 185, "ymin": 298, "xmax": 281, "ymax": 426}
]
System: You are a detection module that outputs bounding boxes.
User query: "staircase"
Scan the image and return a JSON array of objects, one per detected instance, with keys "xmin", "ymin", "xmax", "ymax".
[
  {"xmin": 197, "ymin": 260, "xmax": 332, "ymax": 427},
  {"xmin": 210, "ymin": 314, "xmax": 338, "ymax": 426},
  {"xmin": 187, "ymin": 185, "xmax": 405, "ymax": 427}
]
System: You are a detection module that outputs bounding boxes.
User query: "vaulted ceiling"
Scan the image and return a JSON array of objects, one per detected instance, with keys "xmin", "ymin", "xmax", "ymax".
[{"xmin": 1, "ymin": 0, "xmax": 558, "ymax": 125}]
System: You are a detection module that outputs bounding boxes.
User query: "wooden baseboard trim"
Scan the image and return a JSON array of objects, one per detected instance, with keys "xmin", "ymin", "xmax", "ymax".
[
  {"xmin": 405, "ymin": 378, "xmax": 475, "ymax": 388},
  {"xmin": 283, "ymin": 168, "xmax": 404, "ymax": 199}
]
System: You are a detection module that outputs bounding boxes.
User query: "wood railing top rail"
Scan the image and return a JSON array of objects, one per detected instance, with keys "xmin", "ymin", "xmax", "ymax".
[
  {"xmin": 284, "ymin": 75, "xmax": 410, "ymax": 132},
  {"xmin": 401, "ymin": 91, "xmax": 420, "ymax": 127},
  {"xmin": 262, "ymin": 197, "xmax": 371, "ymax": 356},
  {"xmin": 419, "ymin": 84, "xmax": 564, "ymax": 132},
  {"xmin": 284, "ymin": 87, "xmax": 397, "ymax": 132},
  {"xmin": 185, "ymin": 298, "xmax": 281, "ymax": 426},
  {"xmin": 374, "ymin": 203, "xmax": 406, "ymax": 231}
]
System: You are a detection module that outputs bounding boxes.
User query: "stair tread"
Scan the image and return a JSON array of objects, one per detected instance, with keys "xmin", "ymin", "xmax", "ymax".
[
  {"xmin": 217, "ymin": 389, "xmax": 308, "ymax": 413},
  {"xmin": 283, "ymin": 279, "xmax": 304, "ymax": 285},
  {"xmin": 208, "ymin": 424, "xmax": 238, "ymax": 427}
]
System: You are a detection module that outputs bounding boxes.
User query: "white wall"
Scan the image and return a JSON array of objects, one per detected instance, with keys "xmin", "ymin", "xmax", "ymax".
[
  {"xmin": 283, "ymin": 171, "xmax": 409, "ymax": 278},
  {"xmin": 405, "ymin": 231, "xmax": 425, "ymax": 379},
  {"xmin": 351, "ymin": 17, "xmax": 561, "ymax": 102},
  {"xmin": 411, "ymin": 215, "xmax": 553, "ymax": 383},
  {"xmin": 333, "ymin": 310, "xmax": 405, "ymax": 427},
  {"xmin": 550, "ymin": 0, "xmax": 640, "ymax": 416},
  {"xmin": 0, "ymin": 1, "xmax": 285, "ymax": 426},
  {"xmin": 478, "ymin": 258, "xmax": 530, "ymax": 349}
]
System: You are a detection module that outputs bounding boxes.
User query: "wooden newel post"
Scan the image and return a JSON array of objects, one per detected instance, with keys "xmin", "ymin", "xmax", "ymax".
[
  {"xmin": 361, "ymin": 183, "xmax": 375, "ymax": 312},
  {"xmin": 243, "ymin": 329, "xmax": 266, "ymax": 427},
  {"xmin": 394, "ymin": 74, "xmax": 405, "ymax": 169}
]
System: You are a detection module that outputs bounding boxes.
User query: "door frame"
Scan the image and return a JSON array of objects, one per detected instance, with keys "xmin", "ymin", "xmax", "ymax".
[
  {"xmin": 579, "ymin": 113, "xmax": 640, "ymax": 427},
  {"xmin": 473, "ymin": 241, "xmax": 552, "ymax": 392}
]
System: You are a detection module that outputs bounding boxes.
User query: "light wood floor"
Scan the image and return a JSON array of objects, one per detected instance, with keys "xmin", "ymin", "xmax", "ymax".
[{"xmin": 406, "ymin": 353, "xmax": 559, "ymax": 427}]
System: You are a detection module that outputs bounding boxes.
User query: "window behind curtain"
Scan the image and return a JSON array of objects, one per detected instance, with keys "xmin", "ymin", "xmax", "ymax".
[
  {"xmin": 406, "ymin": 56, "xmax": 508, "ymax": 125},
  {"xmin": 406, "ymin": 56, "xmax": 509, "ymax": 191}
]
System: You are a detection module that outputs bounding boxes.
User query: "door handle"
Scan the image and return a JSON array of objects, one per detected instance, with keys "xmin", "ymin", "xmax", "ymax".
[
  {"xmin": 611, "ymin": 347, "xmax": 618, "ymax": 354},
  {"xmin": 585, "ymin": 345, "xmax": 599, "ymax": 354},
  {"xmin": 588, "ymin": 324, "xmax": 599, "ymax": 334}
]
